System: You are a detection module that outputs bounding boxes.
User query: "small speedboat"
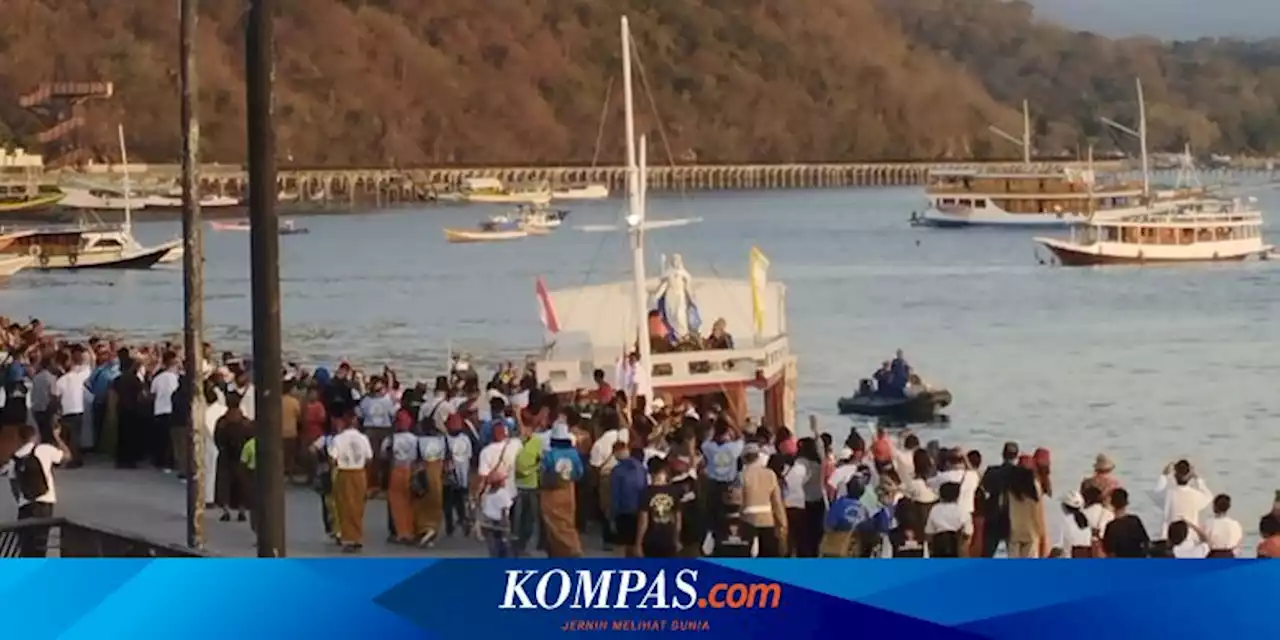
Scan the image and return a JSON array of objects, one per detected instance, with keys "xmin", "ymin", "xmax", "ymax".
[
  {"xmin": 210, "ymin": 219, "xmax": 308, "ymax": 235},
  {"xmin": 487, "ymin": 205, "xmax": 569, "ymax": 231},
  {"xmin": 837, "ymin": 389, "xmax": 952, "ymax": 422}
]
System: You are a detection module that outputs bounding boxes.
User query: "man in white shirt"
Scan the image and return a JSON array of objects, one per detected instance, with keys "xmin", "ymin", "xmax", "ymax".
[
  {"xmin": 1151, "ymin": 459, "xmax": 1213, "ymax": 538},
  {"xmin": 53, "ymin": 348, "xmax": 92, "ymax": 468},
  {"xmin": 328, "ymin": 419, "xmax": 374, "ymax": 551},
  {"xmin": 1203, "ymin": 494, "xmax": 1243, "ymax": 557},
  {"xmin": 476, "ymin": 424, "xmax": 522, "ymax": 499},
  {"xmin": 149, "ymin": 351, "xmax": 182, "ymax": 473},
  {"xmin": 1, "ymin": 424, "xmax": 71, "ymax": 556}
]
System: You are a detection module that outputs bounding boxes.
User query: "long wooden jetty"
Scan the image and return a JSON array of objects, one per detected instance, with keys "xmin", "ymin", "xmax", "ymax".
[{"xmin": 57, "ymin": 159, "xmax": 1278, "ymax": 206}]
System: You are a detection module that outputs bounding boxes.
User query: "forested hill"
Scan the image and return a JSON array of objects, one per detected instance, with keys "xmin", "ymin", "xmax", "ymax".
[{"xmin": 0, "ymin": 0, "xmax": 1277, "ymax": 165}]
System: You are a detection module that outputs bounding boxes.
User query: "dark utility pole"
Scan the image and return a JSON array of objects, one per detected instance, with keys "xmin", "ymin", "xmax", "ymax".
[
  {"xmin": 180, "ymin": 0, "xmax": 207, "ymax": 551},
  {"xmin": 246, "ymin": 0, "xmax": 285, "ymax": 557}
]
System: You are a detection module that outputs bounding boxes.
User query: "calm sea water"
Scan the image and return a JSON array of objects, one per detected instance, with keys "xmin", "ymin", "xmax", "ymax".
[{"xmin": 5, "ymin": 185, "xmax": 1280, "ymax": 540}]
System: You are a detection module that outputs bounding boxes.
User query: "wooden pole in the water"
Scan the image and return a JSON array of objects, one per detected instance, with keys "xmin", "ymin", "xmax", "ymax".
[
  {"xmin": 247, "ymin": 0, "xmax": 286, "ymax": 557},
  {"xmin": 180, "ymin": 0, "xmax": 206, "ymax": 551}
]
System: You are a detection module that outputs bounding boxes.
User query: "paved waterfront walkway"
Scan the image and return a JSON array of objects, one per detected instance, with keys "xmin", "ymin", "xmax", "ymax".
[{"xmin": 0, "ymin": 462, "xmax": 607, "ymax": 558}]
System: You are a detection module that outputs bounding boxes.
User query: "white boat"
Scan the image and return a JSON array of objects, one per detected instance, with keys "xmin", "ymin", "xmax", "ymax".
[
  {"xmin": 58, "ymin": 186, "xmax": 145, "ymax": 212},
  {"xmin": 5, "ymin": 126, "xmax": 180, "ymax": 270},
  {"xmin": 142, "ymin": 192, "xmax": 241, "ymax": 210},
  {"xmin": 552, "ymin": 183, "xmax": 610, "ymax": 200},
  {"xmin": 1035, "ymin": 198, "xmax": 1270, "ymax": 266},
  {"xmin": 919, "ymin": 100, "xmax": 1200, "ymax": 228},
  {"xmin": 0, "ymin": 255, "xmax": 32, "ymax": 277},
  {"xmin": 534, "ymin": 17, "xmax": 796, "ymax": 432},
  {"xmin": 456, "ymin": 177, "xmax": 552, "ymax": 205},
  {"xmin": 487, "ymin": 204, "xmax": 569, "ymax": 231},
  {"xmin": 443, "ymin": 226, "xmax": 529, "ymax": 243}
]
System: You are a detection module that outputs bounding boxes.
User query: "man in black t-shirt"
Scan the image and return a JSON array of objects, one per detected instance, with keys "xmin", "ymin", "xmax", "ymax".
[
  {"xmin": 637, "ymin": 460, "xmax": 681, "ymax": 558},
  {"xmin": 668, "ymin": 455, "xmax": 705, "ymax": 557},
  {"xmin": 1102, "ymin": 488, "xmax": 1151, "ymax": 558}
]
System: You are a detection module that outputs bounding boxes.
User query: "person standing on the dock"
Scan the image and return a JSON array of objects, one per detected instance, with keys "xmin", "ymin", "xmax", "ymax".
[
  {"xmin": 1, "ymin": 422, "xmax": 71, "ymax": 557},
  {"xmin": 382, "ymin": 410, "xmax": 419, "ymax": 545},
  {"xmin": 977, "ymin": 441, "xmax": 1020, "ymax": 557},
  {"xmin": 358, "ymin": 376, "xmax": 397, "ymax": 493},
  {"xmin": 540, "ymin": 418, "xmax": 585, "ymax": 557},
  {"xmin": 700, "ymin": 417, "xmax": 744, "ymax": 528},
  {"xmin": 443, "ymin": 411, "xmax": 474, "ymax": 538},
  {"xmin": 111, "ymin": 352, "xmax": 149, "ymax": 469},
  {"xmin": 150, "ymin": 351, "xmax": 182, "ymax": 473},
  {"xmin": 330, "ymin": 407, "xmax": 374, "ymax": 552},
  {"xmin": 201, "ymin": 379, "xmax": 225, "ymax": 509},
  {"xmin": 0, "ymin": 358, "xmax": 30, "ymax": 464},
  {"xmin": 29, "ymin": 356, "xmax": 57, "ymax": 445},
  {"xmin": 52, "ymin": 346, "xmax": 90, "ymax": 468},
  {"xmin": 280, "ymin": 376, "xmax": 303, "ymax": 482},
  {"xmin": 413, "ymin": 410, "xmax": 448, "ymax": 547},
  {"xmin": 213, "ymin": 392, "xmax": 254, "ymax": 523},
  {"xmin": 85, "ymin": 343, "xmax": 120, "ymax": 454},
  {"xmin": 1152, "ymin": 459, "xmax": 1213, "ymax": 540}
]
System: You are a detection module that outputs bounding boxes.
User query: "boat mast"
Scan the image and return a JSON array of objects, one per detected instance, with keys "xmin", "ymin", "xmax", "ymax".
[
  {"xmin": 1136, "ymin": 78, "xmax": 1150, "ymax": 203},
  {"xmin": 1022, "ymin": 99, "xmax": 1031, "ymax": 166},
  {"xmin": 621, "ymin": 16, "xmax": 652, "ymax": 401},
  {"xmin": 118, "ymin": 124, "xmax": 132, "ymax": 233}
]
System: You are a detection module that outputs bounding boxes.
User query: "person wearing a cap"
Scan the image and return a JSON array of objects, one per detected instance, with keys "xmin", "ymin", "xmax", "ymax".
[
  {"xmin": 827, "ymin": 447, "xmax": 865, "ymax": 501},
  {"xmin": 976, "ymin": 441, "xmax": 1020, "ymax": 557},
  {"xmin": 540, "ymin": 415, "xmax": 585, "ymax": 557}
]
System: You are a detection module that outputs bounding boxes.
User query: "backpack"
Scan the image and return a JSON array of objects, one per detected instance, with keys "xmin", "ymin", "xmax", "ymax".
[{"xmin": 12, "ymin": 446, "xmax": 49, "ymax": 502}]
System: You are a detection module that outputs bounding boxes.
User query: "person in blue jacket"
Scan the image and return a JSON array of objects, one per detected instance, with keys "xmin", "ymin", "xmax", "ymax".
[{"xmin": 540, "ymin": 419, "xmax": 585, "ymax": 557}]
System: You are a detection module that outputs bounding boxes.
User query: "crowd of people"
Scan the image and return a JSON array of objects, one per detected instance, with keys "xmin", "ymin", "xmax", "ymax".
[{"xmin": 2, "ymin": 317, "xmax": 1280, "ymax": 559}]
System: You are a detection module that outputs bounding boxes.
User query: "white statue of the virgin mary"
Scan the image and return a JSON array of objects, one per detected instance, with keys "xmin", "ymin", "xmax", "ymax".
[{"xmin": 653, "ymin": 253, "xmax": 701, "ymax": 341}]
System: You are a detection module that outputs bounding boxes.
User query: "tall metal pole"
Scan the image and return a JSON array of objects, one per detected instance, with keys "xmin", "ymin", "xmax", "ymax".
[
  {"xmin": 247, "ymin": 0, "xmax": 285, "ymax": 557},
  {"xmin": 180, "ymin": 0, "xmax": 207, "ymax": 551}
]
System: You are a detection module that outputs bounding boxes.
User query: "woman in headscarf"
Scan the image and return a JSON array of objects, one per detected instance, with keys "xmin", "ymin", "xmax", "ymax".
[
  {"xmin": 214, "ymin": 391, "xmax": 254, "ymax": 522},
  {"xmin": 383, "ymin": 409, "xmax": 420, "ymax": 544},
  {"xmin": 540, "ymin": 415, "xmax": 585, "ymax": 557}
]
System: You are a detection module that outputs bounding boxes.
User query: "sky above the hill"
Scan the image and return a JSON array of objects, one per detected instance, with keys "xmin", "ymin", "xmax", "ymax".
[{"xmin": 1030, "ymin": 0, "xmax": 1278, "ymax": 39}]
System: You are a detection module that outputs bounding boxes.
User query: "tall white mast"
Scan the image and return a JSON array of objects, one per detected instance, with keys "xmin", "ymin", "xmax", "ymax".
[
  {"xmin": 118, "ymin": 124, "xmax": 132, "ymax": 233},
  {"xmin": 1022, "ymin": 99, "xmax": 1031, "ymax": 166},
  {"xmin": 1136, "ymin": 78, "xmax": 1150, "ymax": 202},
  {"xmin": 621, "ymin": 16, "xmax": 652, "ymax": 402}
]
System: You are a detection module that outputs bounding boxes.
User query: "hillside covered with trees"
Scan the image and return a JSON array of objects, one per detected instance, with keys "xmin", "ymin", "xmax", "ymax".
[{"xmin": 0, "ymin": 0, "xmax": 1277, "ymax": 165}]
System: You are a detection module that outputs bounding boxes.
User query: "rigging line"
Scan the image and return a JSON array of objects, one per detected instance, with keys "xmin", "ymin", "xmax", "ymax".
[
  {"xmin": 590, "ymin": 76, "xmax": 615, "ymax": 169},
  {"xmin": 558, "ymin": 201, "xmax": 620, "ymax": 336}
]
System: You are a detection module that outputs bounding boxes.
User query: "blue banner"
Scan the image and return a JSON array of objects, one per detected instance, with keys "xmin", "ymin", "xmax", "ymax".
[{"xmin": 3, "ymin": 559, "xmax": 1276, "ymax": 639}]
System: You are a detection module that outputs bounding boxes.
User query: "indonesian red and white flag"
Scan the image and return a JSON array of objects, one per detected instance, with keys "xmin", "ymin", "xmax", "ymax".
[{"xmin": 535, "ymin": 277, "xmax": 560, "ymax": 334}]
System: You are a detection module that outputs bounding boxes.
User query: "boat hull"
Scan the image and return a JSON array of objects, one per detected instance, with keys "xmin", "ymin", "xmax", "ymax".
[
  {"xmin": 552, "ymin": 184, "xmax": 610, "ymax": 200},
  {"xmin": 1035, "ymin": 237, "xmax": 1272, "ymax": 267},
  {"xmin": 0, "ymin": 256, "xmax": 32, "ymax": 277},
  {"xmin": 444, "ymin": 228, "xmax": 529, "ymax": 243},
  {"xmin": 920, "ymin": 207, "xmax": 1088, "ymax": 228},
  {"xmin": 466, "ymin": 193, "xmax": 552, "ymax": 205},
  {"xmin": 836, "ymin": 390, "xmax": 952, "ymax": 422},
  {"xmin": 36, "ymin": 244, "xmax": 176, "ymax": 270}
]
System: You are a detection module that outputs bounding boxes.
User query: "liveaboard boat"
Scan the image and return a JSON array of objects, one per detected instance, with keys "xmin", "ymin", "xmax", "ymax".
[
  {"xmin": 58, "ymin": 185, "xmax": 145, "ymax": 212},
  {"xmin": 142, "ymin": 184, "xmax": 241, "ymax": 211},
  {"xmin": 1034, "ymin": 197, "xmax": 1270, "ymax": 266},
  {"xmin": 438, "ymin": 177, "xmax": 552, "ymax": 205},
  {"xmin": 918, "ymin": 99, "xmax": 1202, "ymax": 228},
  {"xmin": 534, "ymin": 17, "xmax": 797, "ymax": 430},
  {"xmin": 0, "ymin": 185, "xmax": 63, "ymax": 215}
]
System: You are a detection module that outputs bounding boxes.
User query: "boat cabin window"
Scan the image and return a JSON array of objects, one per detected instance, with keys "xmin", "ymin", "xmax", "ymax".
[
  {"xmin": 958, "ymin": 199, "xmax": 972, "ymax": 207},
  {"xmin": 92, "ymin": 238, "xmax": 125, "ymax": 249},
  {"xmin": 940, "ymin": 198, "xmax": 955, "ymax": 206},
  {"xmin": 972, "ymin": 199, "xmax": 986, "ymax": 209}
]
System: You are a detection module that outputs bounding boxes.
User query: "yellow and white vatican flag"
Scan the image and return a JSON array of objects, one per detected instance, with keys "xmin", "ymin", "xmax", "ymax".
[{"xmin": 750, "ymin": 246, "xmax": 769, "ymax": 337}]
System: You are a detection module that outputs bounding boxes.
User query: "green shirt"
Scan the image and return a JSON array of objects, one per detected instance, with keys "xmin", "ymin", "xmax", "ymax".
[
  {"xmin": 514, "ymin": 437, "xmax": 543, "ymax": 490},
  {"xmin": 241, "ymin": 438, "xmax": 257, "ymax": 471}
]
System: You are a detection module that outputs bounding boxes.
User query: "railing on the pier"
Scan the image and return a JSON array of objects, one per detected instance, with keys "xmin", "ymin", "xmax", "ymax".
[
  {"xmin": 538, "ymin": 335, "xmax": 791, "ymax": 394},
  {"xmin": 0, "ymin": 517, "xmax": 207, "ymax": 558}
]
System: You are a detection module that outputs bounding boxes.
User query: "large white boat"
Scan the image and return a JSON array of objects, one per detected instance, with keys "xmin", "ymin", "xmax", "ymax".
[
  {"xmin": 1034, "ymin": 198, "xmax": 1270, "ymax": 266},
  {"xmin": 142, "ymin": 185, "xmax": 240, "ymax": 210},
  {"xmin": 440, "ymin": 177, "xmax": 552, "ymax": 205},
  {"xmin": 921, "ymin": 168, "xmax": 1157, "ymax": 227}
]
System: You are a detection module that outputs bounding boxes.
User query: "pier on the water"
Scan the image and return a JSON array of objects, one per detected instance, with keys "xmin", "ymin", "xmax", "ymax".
[{"xmin": 65, "ymin": 160, "xmax": 1280, "ymax": 206}]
